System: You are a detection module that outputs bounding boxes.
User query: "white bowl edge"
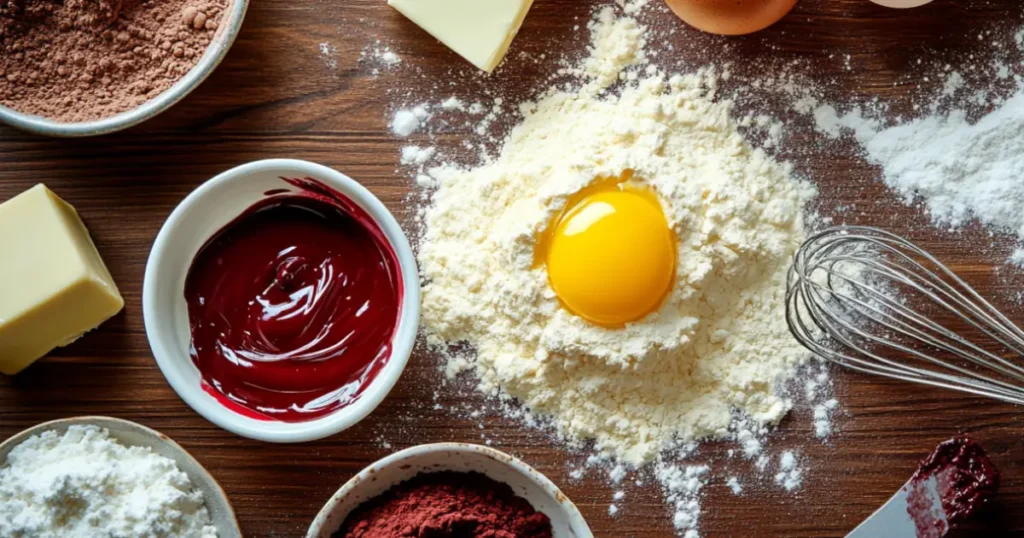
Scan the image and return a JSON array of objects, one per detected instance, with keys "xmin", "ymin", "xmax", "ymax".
[{"xmin": 143, "ymin": 159, "xmax": 420, "ymax": 443}]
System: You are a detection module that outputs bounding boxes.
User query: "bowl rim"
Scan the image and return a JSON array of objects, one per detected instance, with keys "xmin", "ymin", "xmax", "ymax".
[
  {"xmin": 0, "ymin": 0, "xmax": 249, "ymax": 137},
  {"xmin": 143, "ymin": 158, "xmax": 421, "ymax": 443},
  {"xmin": 0, "ymin": 415, "xmax": 241, "ymax": 537},
  {"xmin": 306, "ymin": 442, "xmax": 593, "ymax": 538}
]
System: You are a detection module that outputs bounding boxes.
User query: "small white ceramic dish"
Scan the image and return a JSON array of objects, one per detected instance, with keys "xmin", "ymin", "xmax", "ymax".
[
  {"xmin": 0, "ymin": 416, "xmax": 241, "ymax": 538},
  {"xmin": 143, "ymin": 159, "xmax": 420, "ymax": 443},
  {"xmin": 307, "ymin": 443, "xmax": 593, "ymax": 538},
  {"xmin": 0, "ymin": 0, "xmax": 248, "ymax": 137}
]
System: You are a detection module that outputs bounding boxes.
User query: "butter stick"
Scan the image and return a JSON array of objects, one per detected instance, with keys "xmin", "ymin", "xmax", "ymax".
[
  {"xmin": 0, "ymin": 185, "xmax": 124, "ymax": 374},
  {"xmin": 388, "ymin": 0, "xmax": 535, "ymax": 73}
]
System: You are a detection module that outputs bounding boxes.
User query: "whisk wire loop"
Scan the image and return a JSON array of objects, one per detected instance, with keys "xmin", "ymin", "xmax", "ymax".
[{"xmin": 787, "ymin": 226, "xmax": 1024, "ymax": 406}]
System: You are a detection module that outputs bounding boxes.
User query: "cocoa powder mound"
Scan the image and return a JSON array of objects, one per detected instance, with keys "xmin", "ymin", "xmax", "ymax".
[
  {"xmin": 333, "ymin": 471, "xmax": 554, "ymax": 538},
  {"xmin": 0, "ymin": 0, "xmax": 231, "ymax": 123}
]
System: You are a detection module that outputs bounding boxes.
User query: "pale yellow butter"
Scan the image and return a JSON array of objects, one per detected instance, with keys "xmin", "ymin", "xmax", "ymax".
[
  {"xmin": 0, "ymin": 185, "xmax": 124, "ymax": 375},
  {"xmin": 388, "ymin": 0, "xmax": 535, "ymax": 73}
]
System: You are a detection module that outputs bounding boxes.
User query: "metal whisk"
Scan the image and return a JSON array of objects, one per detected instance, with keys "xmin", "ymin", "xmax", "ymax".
[{"xmin": 786, "ymin": 226, "xmax": 1024, "ymax": 405}]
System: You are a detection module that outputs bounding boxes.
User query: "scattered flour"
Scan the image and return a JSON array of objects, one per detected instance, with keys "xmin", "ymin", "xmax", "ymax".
[
  {"xmin": 726, "ymin": 476, "xmax": 743, "ymax": 495},
  {"xmin": 814, "ymin": 398, "xmax": 840, "ymax": 439},
  {"xmin": 657, "ymin": 464, "xmax": 709, "ymax": 538},
  {"xmin": 808, "ymin": 53, "xmax": 1024, "ymax": 264},
  {"xmin": 441, "ymin": 96, "xmax": 466, "ymax": 111},
  {"xmin": 774, "ymin": 451, "xmax": 803, "ymax": 492},
  {"xmin": 0, "ymin": 426, "xmax": 218, "ymax": 538},
  {"xmin": 400, "ymin": 145, "xmax": 436, "ymax": 166},
  {"xmin": 318, "ymin": 41, "xmax": 338, "ymax": 71},
  {"xmin": 418, "ymin": 7, "xmax": 816, "ymax": 468},
  {"xmin": 390, "ymin": 105, "xmax": 430, "ymax": 137},
  {"xmin": 362, "ymin": 40, "xmax": 403, "ymax": 74}
]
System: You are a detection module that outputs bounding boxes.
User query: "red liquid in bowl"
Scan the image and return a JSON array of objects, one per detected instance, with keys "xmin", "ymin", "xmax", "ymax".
[{"xmin": 184, "ymin": 177, "xmax": 402, "ymax": 422}]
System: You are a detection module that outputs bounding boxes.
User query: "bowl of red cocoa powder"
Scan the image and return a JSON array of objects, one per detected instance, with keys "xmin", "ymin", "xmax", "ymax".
[
  {"xmin": 0, "ymin": 0, "xmax": 247, "ymax": 136},
  {"xmin": 307, "ymin": 443, "xmax": 592, "ymax": 538}
]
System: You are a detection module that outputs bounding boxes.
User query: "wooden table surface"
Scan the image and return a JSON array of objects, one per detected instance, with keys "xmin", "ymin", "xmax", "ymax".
[{"xmin": 3, "ymin": 0, "xmax": 1024, "ymax": 536}]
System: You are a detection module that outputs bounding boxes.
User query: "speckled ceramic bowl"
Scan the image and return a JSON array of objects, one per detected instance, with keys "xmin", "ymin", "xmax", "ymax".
[
  {"xmin": 307, "ymin": 443, "xmax": 592, "ymax": 538},
  {"xmin": 0, "ymin": 0, "xmax": 248, "ymax": 137},
  {"xmin": 0, "ymin": 416, "xmax": 241, "ymax": 538}
]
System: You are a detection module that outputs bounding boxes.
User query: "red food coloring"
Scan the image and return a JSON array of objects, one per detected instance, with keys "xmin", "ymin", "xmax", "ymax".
[
  {"xmin": 185, "ymin": 177, "xmax": 402, "ymax": 422},
  {"xmin": 906, "ymin": 437, "xmax": 999, "ymax": 538}
]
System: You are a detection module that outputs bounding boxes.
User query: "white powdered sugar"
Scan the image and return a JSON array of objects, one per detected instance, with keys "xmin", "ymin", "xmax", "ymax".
[{"xmin": 0, "ymin": 426, "xmax": 218, "ymax": 538}]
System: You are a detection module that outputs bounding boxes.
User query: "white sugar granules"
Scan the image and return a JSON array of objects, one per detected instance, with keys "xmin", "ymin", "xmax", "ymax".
[
  {"xmin": 0, "ymin": 425, "xmax": 218, "ymax": 538},
  {"xmin": 418, "ymin": 6, "xmax": 815, "ymax": 468}
]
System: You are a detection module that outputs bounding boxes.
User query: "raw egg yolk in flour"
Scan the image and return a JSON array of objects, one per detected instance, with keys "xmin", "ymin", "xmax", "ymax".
[{"xmin": 540, "ymin": 182, "xmax": 676, "ymax": 328}]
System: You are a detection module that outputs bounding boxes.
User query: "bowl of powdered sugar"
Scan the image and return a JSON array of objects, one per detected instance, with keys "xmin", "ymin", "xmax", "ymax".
[
  {"xmin": 0, "ymin": 416, "xmax": 241, "ymax": 538},
  {"xmin": 0, "ymin": 0, "xmax": 248, "ymax": 136}
]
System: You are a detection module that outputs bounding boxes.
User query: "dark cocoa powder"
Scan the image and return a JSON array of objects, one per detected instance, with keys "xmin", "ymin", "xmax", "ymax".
[{"xmin": 0, "ymin": 0, "xmax": 230, "ymax": 122}]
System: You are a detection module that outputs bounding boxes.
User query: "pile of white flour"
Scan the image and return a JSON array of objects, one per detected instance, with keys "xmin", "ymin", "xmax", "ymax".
[
  {"xmin": 417, "ymin": 7, "xmax": 816, "ymax": 467},
  {"xmin": 0, "ymin": 425, "xmax": 218, "ymax": 538},
  {"xmin": 804, "ymin": 23, "xmax": 1024, "ymax": 265}
]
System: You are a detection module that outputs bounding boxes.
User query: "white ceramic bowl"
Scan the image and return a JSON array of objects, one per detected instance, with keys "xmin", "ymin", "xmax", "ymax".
[
  {"xmin": 307, "ymin": 443, "xmax": 593, "ymax": 538},
  {"xmin": 143, "ymin": 159, "xmax": 420, "ymax": 443},
  {"xmin": 0, "ymin": 416, "xmax": 241, "ymax": 538},
  {"xmin": 0, "ymin": 0, "xmax": 248, "ymax": 137}
]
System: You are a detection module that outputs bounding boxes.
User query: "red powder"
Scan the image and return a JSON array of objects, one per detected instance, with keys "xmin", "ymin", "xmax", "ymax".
[{"xmin": 334, "ymin": 471, "xmax": 554, "ymax": 538}]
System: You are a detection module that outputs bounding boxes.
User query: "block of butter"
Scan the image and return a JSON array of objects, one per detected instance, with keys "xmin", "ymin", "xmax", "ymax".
[
  {"xmin": 388, "ymin": 0, "xmax": 535, "ymax": 73},
  {"xmin": 0, "ymin": 185, "xmax": 124, "ymax": 375}
]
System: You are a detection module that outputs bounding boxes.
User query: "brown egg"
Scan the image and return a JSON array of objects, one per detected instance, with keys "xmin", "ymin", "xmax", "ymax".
[{"xmin": 664, "ymin": 0, "xmax": 798, "ymax": 36}]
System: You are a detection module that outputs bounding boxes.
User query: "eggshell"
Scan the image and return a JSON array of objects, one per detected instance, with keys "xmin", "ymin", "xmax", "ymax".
[{"xmin": 664, "ymin": 0, "xmax": 798, "ymax": 36}]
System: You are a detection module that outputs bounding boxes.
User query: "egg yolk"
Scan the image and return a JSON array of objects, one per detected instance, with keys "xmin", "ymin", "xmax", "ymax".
[{"xmin": 540, "ymin": 183, "xmax": 676, "ymax": 327}]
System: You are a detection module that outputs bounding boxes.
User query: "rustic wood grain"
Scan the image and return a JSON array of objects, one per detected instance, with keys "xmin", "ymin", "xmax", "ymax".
[{"xmin": 3, "ymin": 0, "xmax": 1024, "ymax": 536}]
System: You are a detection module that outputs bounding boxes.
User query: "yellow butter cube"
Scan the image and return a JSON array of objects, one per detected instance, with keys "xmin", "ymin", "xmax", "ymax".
[
  {"xmin": 388, "ymin": 0, "xmax": 535, "ymax": 73},
  {"xmin": 0, "ymin": 185, "xmax": 124, "ymax": 374}
]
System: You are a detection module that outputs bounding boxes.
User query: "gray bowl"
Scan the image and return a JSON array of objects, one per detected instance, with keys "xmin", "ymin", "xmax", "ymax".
[
  {"xmin": 0, "ymin": 0, "xmax": 248, "ymax": 137},
  {"xmin": 0, "ymin": 416, "xmax": 242, "ymax": 538}
]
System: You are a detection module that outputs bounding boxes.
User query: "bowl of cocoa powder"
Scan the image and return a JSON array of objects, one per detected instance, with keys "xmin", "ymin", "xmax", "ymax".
[
  {"xmin": 307, "ymin": 443, "xmax": 592, "ymax": 538},
  {"xmin": 0, "ymin": 0, "xmax": 247, "ymax": 136}
]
